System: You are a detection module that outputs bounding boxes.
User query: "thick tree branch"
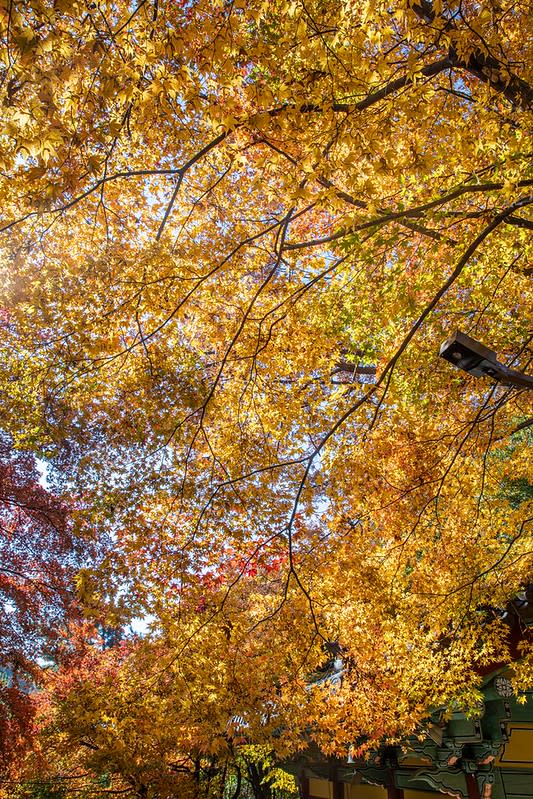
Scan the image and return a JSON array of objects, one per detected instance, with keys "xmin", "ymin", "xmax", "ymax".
[
  {"xmin": 450, "ymin": 46, "xmax": 533, "ymax": 109},
  {"xmin": 410, "ymin": 0, "xmax": 533, "ymax": 107},
  {"xmin": 284, "ymin": 180, "xmax": 533, "ymax": 251}
]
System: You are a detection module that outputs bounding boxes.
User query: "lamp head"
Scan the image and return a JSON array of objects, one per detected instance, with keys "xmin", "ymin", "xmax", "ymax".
[{"xmin": 439, "ymin": 331, "xmax": 498, "ymax": 377}]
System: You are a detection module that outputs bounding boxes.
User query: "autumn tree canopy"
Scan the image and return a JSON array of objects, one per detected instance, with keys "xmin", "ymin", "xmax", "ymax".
[{"xmin": 0, "ymin": 0, "xmax": 532, "ymax": 791}]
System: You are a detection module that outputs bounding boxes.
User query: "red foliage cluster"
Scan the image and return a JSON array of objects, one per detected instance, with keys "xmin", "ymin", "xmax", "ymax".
[{"xmin": 0, "ymin": 433, "xmax": 89, "ymax": 767}]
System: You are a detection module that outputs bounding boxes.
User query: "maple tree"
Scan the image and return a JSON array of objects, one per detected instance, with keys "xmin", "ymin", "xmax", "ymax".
[
  {"xmin": 0, "ymin": 432, "xmax": 89, "ymax": 776},
  {"xmin": 0, "ymin": 0, "xmax": 532, "ymax": 786},
  {"xmin": 9, "ymin": 619, "xmax": 301, "ymax": 799}
]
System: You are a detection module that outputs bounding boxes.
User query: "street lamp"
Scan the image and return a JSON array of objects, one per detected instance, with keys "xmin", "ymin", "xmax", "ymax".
[{"xmin": 439, "ymin": 330, "xmax": 533, "ymax": 389}]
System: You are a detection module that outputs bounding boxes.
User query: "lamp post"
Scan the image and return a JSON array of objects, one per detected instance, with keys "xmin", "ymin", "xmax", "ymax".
[{"xmin": 439, "ymin": 330, "xmax": 533, "ymax": 389}]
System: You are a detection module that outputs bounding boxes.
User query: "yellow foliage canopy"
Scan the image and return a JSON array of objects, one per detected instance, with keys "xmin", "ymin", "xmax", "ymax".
[{"xmin": 0, "ymin": 0, "xmax": 532, "ymax": 778}]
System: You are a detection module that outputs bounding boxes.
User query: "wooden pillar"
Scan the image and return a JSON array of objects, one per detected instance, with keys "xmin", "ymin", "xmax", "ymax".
[
  {"xmin": 299, "ymin": 776, "xmax": 310, "ymax": 799},
  {"xmin": 387, "ymin": 768, "xmax": 404, "ymax": 799},
  {"xmin": 466, "ymin": 774, "xmax": 481, "ymax": 799},
  {"xmin": 332, "ymin": 780, "xmax": 344, "ymax": 799}
]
